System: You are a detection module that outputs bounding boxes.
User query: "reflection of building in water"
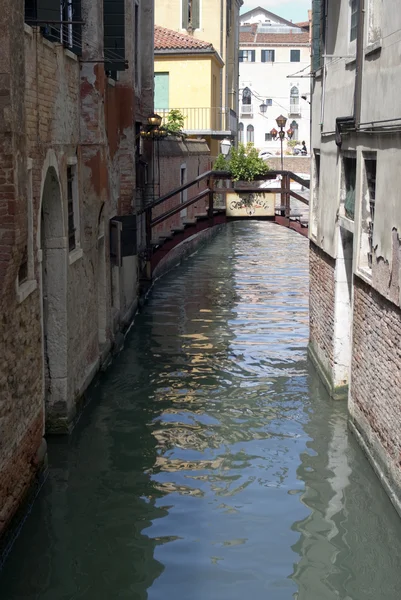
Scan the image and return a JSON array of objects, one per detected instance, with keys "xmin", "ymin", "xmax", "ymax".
[{"xmin": 290, "ymin": 367, "xmax": 401, "ymax": 600}]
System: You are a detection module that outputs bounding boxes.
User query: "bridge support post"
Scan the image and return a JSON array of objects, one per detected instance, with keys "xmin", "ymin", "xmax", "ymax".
[{"xmin": 145, "ymin": 206, "xmax": 152, "ymax": 280}]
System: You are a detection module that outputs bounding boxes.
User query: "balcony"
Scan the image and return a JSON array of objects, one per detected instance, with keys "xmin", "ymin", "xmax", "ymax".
[
  {"xmin": 155, "ymin": 107, "xmax": 237, "ymax": 137},
  {"xmin": 240, "ymin": 103, "xmax": 253, "ymax": 117}
]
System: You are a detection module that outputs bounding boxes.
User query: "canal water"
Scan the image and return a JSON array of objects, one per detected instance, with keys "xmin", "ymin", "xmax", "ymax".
[{"xmin": 2, "ymin": 222, "xmax": 401, "ymax": 600}]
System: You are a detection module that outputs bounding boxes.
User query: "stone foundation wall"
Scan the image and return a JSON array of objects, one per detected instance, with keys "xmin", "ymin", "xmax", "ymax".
[
  {"xmin": 308, "ymin": 241, "xmax": 336, "ymax": 387},
  {"xmin": 349, "ymin": 276, "xmax": 401, "ymax": 513}
]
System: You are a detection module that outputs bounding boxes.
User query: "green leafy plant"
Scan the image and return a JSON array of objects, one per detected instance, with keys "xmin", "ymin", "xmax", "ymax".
[
  {"xmin": 287, "ymin": 140, "xmax": 298, "ymax": 148},
  {"xmin": 224, "ymin": 143, "xmax": 269, "ymax": 182},
  {"xmin": 213, "ymin": 154, "xmax": 228, "ymax": 171},
  {"xmin": 166, "ymin": 109, "xmax": 186, "ymax": 134}
]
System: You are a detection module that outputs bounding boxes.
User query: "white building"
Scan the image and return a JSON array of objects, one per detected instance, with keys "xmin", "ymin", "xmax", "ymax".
[
  {"xmin": 310, "ymin": 0, "xmax": 401, "ymax": 517},
  {"xmin": 239, "ymin": 7, "xmax": 311, "ymax": 155}
]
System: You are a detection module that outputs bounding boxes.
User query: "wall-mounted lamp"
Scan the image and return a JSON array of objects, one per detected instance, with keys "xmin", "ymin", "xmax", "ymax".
[
  {"xmin": 220, "ymin": 138, "xmax": 231, "ymax": 156},
  {"xmin": 259, "ymin": 102, "xmax": 268, "ymax": 114}
]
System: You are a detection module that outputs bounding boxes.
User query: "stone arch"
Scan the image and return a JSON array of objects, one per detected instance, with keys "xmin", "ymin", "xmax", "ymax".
[{"xmin": 40, "ymin": 165, "xmax": 69, "ymax": 430}]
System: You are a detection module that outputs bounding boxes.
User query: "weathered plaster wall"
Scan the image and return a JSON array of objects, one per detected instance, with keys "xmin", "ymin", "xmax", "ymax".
[{"xmin": 152, "ymin": 139, "xmax": 211, "ymax": 238}]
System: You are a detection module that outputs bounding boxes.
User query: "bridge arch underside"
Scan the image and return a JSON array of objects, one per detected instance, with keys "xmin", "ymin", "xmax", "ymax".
[{"xmin": 151, "ymin": 215, "xmax": 308, "ymax": 275}]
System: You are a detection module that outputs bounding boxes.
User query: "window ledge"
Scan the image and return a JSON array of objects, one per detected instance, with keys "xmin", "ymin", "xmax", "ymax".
[
  {"xmin": 24, "ymin": 23, "xmax": 33, "ymax": 36},
  {"xmin": 17, "ymin": 279, "xmax": 37, "ymax": 304},
  {"xmin": 338, "ymin": 215, "xmax": 354, "ymax": 233},
  {"xmin": 69, "ymin": 247, "xmax": 83, "ymax": 265},
  {"xmin": 64, "ymin": 49, "xmax": 78, "ymax": 62},
  {"xmin": 356, "ymin": 266, "xmax": 372, "ymax": 285},
  {"xmin": 42, "ymin": 37, "xmax": 57, "ymax": 51},
  {"xmin": 345, "ymin": 56, "xmax": 356, "ymax": 66},
  {"xmin": 107, "ymin": 77, "xmax": 116, "ymax": 87},
  {"xmin": 365, "ymin": 40, "xmax": 382, "ymax": 57}
]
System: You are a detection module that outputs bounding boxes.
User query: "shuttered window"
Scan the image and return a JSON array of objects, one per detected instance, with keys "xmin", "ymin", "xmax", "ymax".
[
  {"xmin": 24, "ymin": 0, "xmax": 82, "ymax": 55},
  {"xmin": 104, "ymin": 0, "xmax": 126, "ymax": 72},
  {"xmin": 182, "ymin": 0, "xmax": 200, "ymax": 30}
]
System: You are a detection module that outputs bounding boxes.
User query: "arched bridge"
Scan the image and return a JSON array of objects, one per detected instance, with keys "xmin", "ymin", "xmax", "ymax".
[{"xmin": 139, "ymin": 170, "xmax": 309, "ymax": 277}]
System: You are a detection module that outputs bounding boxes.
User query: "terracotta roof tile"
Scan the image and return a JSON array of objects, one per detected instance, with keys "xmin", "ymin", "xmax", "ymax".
[
  {"xmin": 295, "ymin": 21, "xmax": 310, "ymax": 29},
  {"xmin": 155, "ymin": 25, "xmax": 214, "ymax": 51}
]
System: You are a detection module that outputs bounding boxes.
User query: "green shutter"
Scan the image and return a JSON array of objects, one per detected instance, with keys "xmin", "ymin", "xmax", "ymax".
[
  {"xmin": 182, "ymin": 0, "xmax": 189, "ymax": 28},
  {"xmin": 192, "ymin": 0, "xmax": 200, "ymax": 29},
  {"xmin": 104, "ymin": 0, "xmax": 126, "ymax": 72},
  {"xmin": 251, "ymin": 50, "xmax": 255, "ymax": 62},
  {"xmin": 71, "ymin": 0, "xmax": 82, "ymax": 56},
  {"xmin": 34, "ymin": 0, "xmax": 62, "ymax": 41},
  {"xmin": 154, "ymin": 73, "xmax": 169, "ymax": 111}
]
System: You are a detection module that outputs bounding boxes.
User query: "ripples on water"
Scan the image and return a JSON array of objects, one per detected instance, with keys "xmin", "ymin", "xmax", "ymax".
[{"xmin": 1, "ymin": 222, "xmax": 401, "ymax": 600}]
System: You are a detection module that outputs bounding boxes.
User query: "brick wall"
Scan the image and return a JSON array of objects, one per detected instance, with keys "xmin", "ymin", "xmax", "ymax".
[
  {"xmin": 309, "ymin": 241, "xmax": 336, "ymax": 377},
  {"xmin": 350, "ymin": 276, "xmax": 401, "ymax": 500},
  {"xmin": 266, "ymin": 156, "xmax": 310, "ymax": 175}
]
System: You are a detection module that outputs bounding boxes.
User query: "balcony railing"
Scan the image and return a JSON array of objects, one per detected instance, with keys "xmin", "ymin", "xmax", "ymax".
[
  {"xmin": 155, "ymin": 107, "xmax": 237, "ymax": 136},
  {"xmin": 289, "ymin": 104, "xmax": 301, "ymax": 116},
  {"xmin": 240, "ymin": 104, "xmax": 253, "ymax": 117}
]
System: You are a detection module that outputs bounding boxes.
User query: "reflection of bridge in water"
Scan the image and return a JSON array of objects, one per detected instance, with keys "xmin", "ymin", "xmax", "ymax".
[{"xmin": 140, "ymin": 170, "xmax": 310, "ymax": 275}]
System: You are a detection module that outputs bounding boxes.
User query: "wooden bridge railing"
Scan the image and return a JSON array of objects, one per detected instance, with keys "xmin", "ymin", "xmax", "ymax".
[{"xmin": 139, "ymin": 170, "xmax": 310, "ymax": 255}]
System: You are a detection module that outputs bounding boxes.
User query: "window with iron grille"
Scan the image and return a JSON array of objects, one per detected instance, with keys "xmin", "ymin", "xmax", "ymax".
[
  {"xmin": 67, "ymin": 165, "xmax": 76, "ymax": 252},
  {"xmin": 290, "ymin": 49, "xmax": 300, "ymax": 62},
  {"xmin": 350, "ymin": 0, "xmax": 359, "ymax": 41},
  {"xmin": 265, "ymin": 98, "xmax": 272, "ymax": 106},
  {"xmin": 24, "ymin": 0, "xmax": 82, "ymax": 55},
  {"xmin": 239, "ymin": 50, "xmax": 255, "ymax": 62},
  {"xmin": 365, "ymin": 157, "xmax": 377, "ymax": 267},
  {"xmin": 261, "ymin": 49, "xmax": 275, "ymax": 62},
  {"xmin": 343, "ymin": 156, "xmax": 357, "ymax": 220}
]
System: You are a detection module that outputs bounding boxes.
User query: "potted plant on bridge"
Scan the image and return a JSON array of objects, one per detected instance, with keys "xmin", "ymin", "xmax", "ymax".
[{"xmin": 214, "ymin": 143, "xmax": 275, "ymax": 216}]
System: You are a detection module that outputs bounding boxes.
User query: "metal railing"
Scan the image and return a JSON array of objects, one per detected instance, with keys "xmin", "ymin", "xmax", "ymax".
[{"xmin": 155, "ymin": 107, "xmax": 237, "ymax": 134}]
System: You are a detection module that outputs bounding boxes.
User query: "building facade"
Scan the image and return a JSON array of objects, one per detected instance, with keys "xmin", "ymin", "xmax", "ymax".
[
  {"xmin": 310, "ymin": 0, "xmax": 401, "ymax": 515},
  {"xmin": 239, "ymin": 7, "xmax": 310, "ymax": 154},
  {"xmin": 0, "ymin": 0, "xmax": 154, "ymax": 545},
  {"xmin": 154, "ymin": 25, "xmax": 228, "ymax": 156},
  {"xmin": 154, "ymin": 0, "xmax": 243, "ymax": 147}
]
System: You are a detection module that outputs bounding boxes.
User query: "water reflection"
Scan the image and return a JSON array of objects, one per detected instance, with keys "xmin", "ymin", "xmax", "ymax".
[{"xmin": 1, "ymin": 222, "xmax": 401, "ymax": 600}]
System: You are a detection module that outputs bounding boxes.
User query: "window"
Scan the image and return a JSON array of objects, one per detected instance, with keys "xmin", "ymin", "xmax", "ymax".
[
  {"xmin": 261, "ymin": 50, "xmax": 275, "ymax": 62},
  {"xmin": 242, "ymin": 87, "xmax": 252, "ymax": 105},
  {"xmin": 290, "ymin": 49, "xmax": 300, "ymax": 62},
  {"xmin": 104, "ymin": 0, "xmax": 127, "ymax": 74},
  {"xmin": 18, "ymin": 159, "xmax": 34, "ymax": 289},
  {"xmin": 67, "ymin": 164, "xmax": 79, "ymax": 252},
  {"xmin": 25, "ymin": 0, "xmax": 82, "ymax": 55},
  {"xmin": 290, "ymin": 120, "xmax": 299, "ymax": 141},
  {"xmin": 350, "ymin": 0, "xmax": 359, "ymax": 41},
  {"xmin": 182, "ymin": 0, "xmax": 200, "ymax": 30},
  {"xmin": 238, "ymin": 122, "xmax": 244, "ymax": 143},
  {"xmin": 154, "ymin": 72, "xmax": 169, "ymax": 110},
  {"xmin": 265, "ymin": 99, "xmax": 272, "ymax": 106},
  {"xmin": 357, "ymin": 155, "xmax": 377, "ymax": 269},
  {"xmin": 239, "ymin": 50, "xmax": 255, "ymax": 62},
  {"xmin": 265, "ymin": 133, "xmax": 272, "ymax": 142},
  {"xmin": 290, "ymin": 86, "xmax": 300, "ymax": 115},
  {"xmin": 247, "ymin": 124, "xmax": 254, "ymax": 144},
  {"xmin": 343, "ymin": 156, "xmax": 357, "ymax": 220}
]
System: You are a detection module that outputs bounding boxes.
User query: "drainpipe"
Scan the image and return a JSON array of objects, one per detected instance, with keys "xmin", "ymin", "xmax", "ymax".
[
  {"xmin": 354, "ymin": 0, "xmax": 365, "ymax": 127},
  {"xmin": 220, "ymin": 0, "xmax": 224, "ymax": 116}
]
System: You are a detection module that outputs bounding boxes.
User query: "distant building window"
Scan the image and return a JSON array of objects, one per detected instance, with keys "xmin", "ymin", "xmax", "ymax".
[
  {"xmin": 290, "ymin": 86, "xmax": 300, "ymax": 115},
  {"xmin": 291, "ymin": 120, "xmax": 299, "ymax": 140},
  {"xmin": 247, "ymin": 124, "xmax": 254, "ymax": 143},
  {"xmin": 261, "ymin": 50, "xmax": 275, "ymax": 62},
  {"xmin": 265, "ymin": 133, "xmax": 272, "ymax": 142},
  {"xmin": 266, "ymin": 98, "xmax": 272, "ymax": 106},
  {"xmin": 182, "ymin": 0, "xmax": 200, "ymax": 29},
  {"xmin": 290, "ymin": 49, "xmax": 300, "ymax": 62},
  {"xmin": 238, "ymin": 122, "xmax": 244, "ymax": 143},
  {"xmin": 350, "ymin": 0, "xmax": 359, "ymax": 41},
  {"xmin": 242, "ymin": 87, "xmax": 252, "ymax": 105},
  {"xmin": 239, "ymin": 50, "xmax": 255, "ymax": 62}
]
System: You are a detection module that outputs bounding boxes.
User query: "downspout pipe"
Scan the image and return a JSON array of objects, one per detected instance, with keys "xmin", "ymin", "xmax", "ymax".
[{"xmin": 354, "ymin": 0, "xmax": 365, "ymax": 127}]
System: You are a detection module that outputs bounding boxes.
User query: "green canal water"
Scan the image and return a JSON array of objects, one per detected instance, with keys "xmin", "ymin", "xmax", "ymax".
[{"xmin": 2, "ymin": 222, "xmax": 401, "ymax": 599}]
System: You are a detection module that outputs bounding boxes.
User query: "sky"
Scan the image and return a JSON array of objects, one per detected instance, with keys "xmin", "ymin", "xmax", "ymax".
[{"xmin": 240, "ymin": 0, "xmax": 311, "ymax": 24}]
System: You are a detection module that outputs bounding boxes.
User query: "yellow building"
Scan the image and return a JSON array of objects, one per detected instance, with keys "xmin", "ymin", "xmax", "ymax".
[
  {"xmin": 155, "ymin": 25, "xmax": 231, "ymax": 156},
  {"xmin": 155, "ymin": 0, "xmax": 243, "ymax": 147}
]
